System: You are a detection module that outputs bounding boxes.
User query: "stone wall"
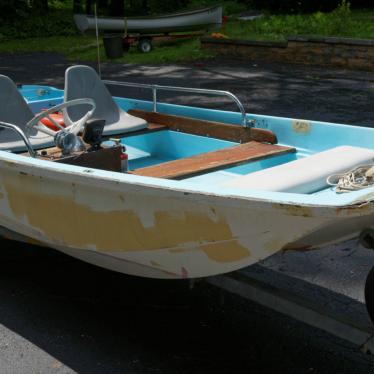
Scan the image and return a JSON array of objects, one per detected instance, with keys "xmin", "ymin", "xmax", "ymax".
[{"xmin": 201, "ymin": 36, "xmax": 374, "ymax": 71}]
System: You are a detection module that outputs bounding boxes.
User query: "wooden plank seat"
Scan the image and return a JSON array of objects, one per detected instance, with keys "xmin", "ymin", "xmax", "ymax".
[
  {"xmin": 128, "ymin": 109, "xmax": 277, "ymax": 144},
  {"xmin": 130, "ymin": 141, "xmax": 295, "ymax": 179}
]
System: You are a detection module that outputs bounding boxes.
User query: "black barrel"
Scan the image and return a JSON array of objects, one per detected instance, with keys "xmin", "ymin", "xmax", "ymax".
[{"xmin": 103, "ymin": 36, "xmax": 123, "ymax": 59}]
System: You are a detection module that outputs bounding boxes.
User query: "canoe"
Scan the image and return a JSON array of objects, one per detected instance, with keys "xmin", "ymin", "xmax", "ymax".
[
  {"xmin": 2, "ymin": 69, "xmax": 374, "ymax": 279},
  {"xmin": 74, "ymin": 5, "xmax": 223, "ymax": 34}
]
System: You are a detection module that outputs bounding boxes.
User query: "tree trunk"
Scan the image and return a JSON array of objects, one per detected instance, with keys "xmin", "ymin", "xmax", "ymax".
[
  {"xmin": 85, "ymin": 0, "xmax": 92, "ymax": 14},
  {"xmin": 73, "ymin": 0, "xmax": 83, "ymax": 13},
  {"xmin": 142, "ymin": 0, "xmax": 149, "ymax": 14},
  {"xmin": 98, "ymin": 0, "xmax": 109, "ymax": 12},
  {"xmin": 32, "ymin": 0, "xmax": 48, "ymax": 13},
  {"xmin": 109, "ymin": 0, "xmax": 124, "ymax": 16}
]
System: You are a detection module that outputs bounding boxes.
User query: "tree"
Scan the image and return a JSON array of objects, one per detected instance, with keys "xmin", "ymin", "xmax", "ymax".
[
  {"xmin": 73, "ymin": 0, "xmax": 83, "ymax": 13},
  {"xmin": 109, "ymin": 0, "xmax": 124, "ymax": 16},
  {"xmin": 85, "ymin": 0, "xmax": 91, "ymax": 13},
  {"xmin": 31, "ymin": 0, "xmax": 48, "ymax": 13},
  {"xmin": 0, "ymin": 0, "xmax": 28, "ymax": 19}
]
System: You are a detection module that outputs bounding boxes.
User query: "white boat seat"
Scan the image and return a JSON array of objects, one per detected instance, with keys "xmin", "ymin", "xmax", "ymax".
[
  {"xmin": 64, "ymin": 65, "xmax": 148, "ymax": 136},
  {"xmin": 0, "ymin": 75, "xmax": 54, "ymax": 152},
  {"xmin": 221, "ymin": 146, "xmax": 374, "ymax": 194}
]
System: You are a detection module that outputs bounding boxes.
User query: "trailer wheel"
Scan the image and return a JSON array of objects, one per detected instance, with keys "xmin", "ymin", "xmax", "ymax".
[
  {"xmin": 365, "ymin": 266, "xmax": 374, "ymax": 324},
  {"xmin": 138, "ymin": 38, "xmax": 152, "ymax": 53}
]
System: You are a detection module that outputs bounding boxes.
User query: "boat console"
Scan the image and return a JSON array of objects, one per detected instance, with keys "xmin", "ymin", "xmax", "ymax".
[{"xmin": 33, "ymin": 143, "xmax": 124, "ymax": 172}]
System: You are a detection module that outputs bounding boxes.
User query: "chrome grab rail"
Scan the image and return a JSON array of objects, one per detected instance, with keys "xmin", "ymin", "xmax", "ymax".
[
  {"xmin": 0, "ymin": 121, "xmax": 36, "ymax": 158},
  {"xmin": 103, "ymin": 80, "xmax": 252, "ymax": 128}
]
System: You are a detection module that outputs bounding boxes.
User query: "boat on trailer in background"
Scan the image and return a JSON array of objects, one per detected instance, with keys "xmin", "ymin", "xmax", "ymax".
[
  {"xmin": 74, "ymin": 5, "xmax": 223, "ymax": 53},
  {"xmin": 74, "ymin": 5, "xmax": 223, "ymax": 34},
  {"xmin": 1, "ymin": 65, "xmax": 374, "ymax": 290}
]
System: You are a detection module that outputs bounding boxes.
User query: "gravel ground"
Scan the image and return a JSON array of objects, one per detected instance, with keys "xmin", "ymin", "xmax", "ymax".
[{"xmin": 1, "ymin": 53, "xmax": 374, "ymax": 373}]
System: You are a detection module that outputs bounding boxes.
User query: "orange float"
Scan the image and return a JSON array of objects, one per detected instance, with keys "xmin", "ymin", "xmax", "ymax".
[{"xmin": 39, "ymin": 111, "xmax": 65, "ymax": 131}]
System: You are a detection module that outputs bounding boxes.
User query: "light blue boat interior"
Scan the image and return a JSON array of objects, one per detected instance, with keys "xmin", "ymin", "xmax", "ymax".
[
  {"xmin": 19, "ymin": 84, "xmax": 63, "ymax": 112},
  {"xmin": 20, "ymin": 84, "xmax": 374, "ymax": 206},
  {"xmin": 122, "ymin": 130, "xmax": 237, "ymax": 170}
]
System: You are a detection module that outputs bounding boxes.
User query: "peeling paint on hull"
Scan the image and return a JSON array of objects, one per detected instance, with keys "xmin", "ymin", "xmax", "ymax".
[{"xmin": 0, "ymin": 156, "xmax": 373, "ymax": 279}]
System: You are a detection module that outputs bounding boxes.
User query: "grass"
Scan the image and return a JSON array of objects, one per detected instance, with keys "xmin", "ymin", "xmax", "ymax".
[
  {"xmin": 222, "ymin": 9, "xmax": 374, "ymax": 42},
  {"xmin": 0, "ymin": 35, "xmax": 215, "ymax": 64},
  {"xmin": 0, "ymin": 35, "xmax": 96, "ymax": 54},
  {"xmin": 70, "ymin": 38, "xmax": 215, "ymax": 64}
]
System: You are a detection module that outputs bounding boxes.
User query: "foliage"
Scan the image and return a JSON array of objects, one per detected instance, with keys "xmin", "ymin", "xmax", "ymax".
[
  {"xmin": 0, "ymin": 9, "xmax": 78, "ymax": 39},
  {"xmin": 0, "ymin": 0, "xmax": 29, "ymax": 20},
  {"xmin": 2, "ymin": 0, "xmax": 372, "ymax": 41},
  {"xmin": 122, "ymin": 0, "xmax": 249, "ymax": 16},
  {"xmin": 186, "ymin": 0, "xmax": 248, "ymax": 15},
  {"xmin": 1, "ymin": 0, "xmax": 373, "ymax": 21},
  {"xmin": 249, "ymin": 0, "xmax": 373, "ymax": 13},
  {"xmin": 0, "ymin": 3, "xmax": 373, "ymax": 65},
  {"xmin": 0, "ymin": 0, "xmax": 251, "ymax": 40},
  {"xmin": 223, "ymin": 1, "xmax": 248, "ymax": 15},
  {"xmin": 0, "ymin": 0, "xmax": 78, "ymax": 39},
  {"xmin": 223, "ymin": 2, "xmax": 374, "ymax": 41},
  {"xmin": 146, "ymin": 0, "xmax": 189, "ymax": 15}
]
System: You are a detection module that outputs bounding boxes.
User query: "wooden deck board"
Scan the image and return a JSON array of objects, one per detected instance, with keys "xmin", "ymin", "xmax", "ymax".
[
  {"xmin": 107, "ymin": 122, "xmax": 167, "ymax": 139},
  {"xmin": 128, "ymin": 110, "xmax": 277, "ymax": 144},
  {"xmin": 130, "ymin": 141, "xmax": 295, "ymax": 179}
]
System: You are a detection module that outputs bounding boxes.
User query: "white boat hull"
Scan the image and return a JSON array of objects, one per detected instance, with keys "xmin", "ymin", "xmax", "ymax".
[{"xmin": 0, "ymin": 154, "xmax": 373, "ymax": 279}]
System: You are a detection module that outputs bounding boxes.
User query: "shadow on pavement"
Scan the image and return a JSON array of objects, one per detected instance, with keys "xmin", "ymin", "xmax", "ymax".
[{"xmin": 0, "ymin": 239, "xmax": 374, "ymax": 373}]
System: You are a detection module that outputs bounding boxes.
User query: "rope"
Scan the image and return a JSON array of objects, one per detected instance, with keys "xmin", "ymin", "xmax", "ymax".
[{"xmin": 327, "ymin": 163, "xmax": 374, "ymax": 193}]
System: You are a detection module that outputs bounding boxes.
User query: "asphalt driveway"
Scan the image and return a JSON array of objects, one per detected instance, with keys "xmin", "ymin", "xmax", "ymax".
[{"xmin": 0, "ymin": 53, "xmax": 374, "ymax": 373}]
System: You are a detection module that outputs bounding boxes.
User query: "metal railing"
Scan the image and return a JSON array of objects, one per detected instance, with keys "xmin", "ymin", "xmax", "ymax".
[
  {"xmin": 0, "ymin": 121, "xmax": 36, "ymax": 158},
  {"xmin": 103, "ymin": 80, "xmax": 252, "ymax": 128}
]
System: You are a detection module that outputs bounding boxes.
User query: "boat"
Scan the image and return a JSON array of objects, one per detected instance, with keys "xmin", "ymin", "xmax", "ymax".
[
  {"xmin": 74, "ymin": 5, "xmax": 223, "ymax": 34},
  {"xmin": 1, "ymin": 64, "xmax": 374, "ymax": 280}
]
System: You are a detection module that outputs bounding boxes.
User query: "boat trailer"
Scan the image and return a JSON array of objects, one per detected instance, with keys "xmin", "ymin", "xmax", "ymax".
[
  {"xmin": 360, "ymin": 229, "xmax": 374, "ymax": 331},
  {"xmin": 121, "ymin": 32, "xmax": 204, "ymax": 53}
]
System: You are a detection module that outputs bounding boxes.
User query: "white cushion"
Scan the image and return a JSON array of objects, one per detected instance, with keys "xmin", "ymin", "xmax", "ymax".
[
  {"xmin": 102, "ymin": 110, "xmax": 148, "ymax": 135},
  {"xmin": 221, "ymin": 146, "xmax": 374, "ymax": 194}
]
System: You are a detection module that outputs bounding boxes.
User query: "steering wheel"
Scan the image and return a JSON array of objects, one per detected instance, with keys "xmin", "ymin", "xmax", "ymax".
[{"xmin": 25, "ymin": 98, "xmax": 96, "ymax": 138}]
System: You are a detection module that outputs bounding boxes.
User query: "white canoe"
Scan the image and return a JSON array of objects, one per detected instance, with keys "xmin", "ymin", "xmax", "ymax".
[{"xmin": 74, "ymin": 5, "xmax": 223, "ymax": 34}]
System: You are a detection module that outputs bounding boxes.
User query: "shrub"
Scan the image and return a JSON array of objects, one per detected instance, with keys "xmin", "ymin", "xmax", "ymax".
[
  {"xmin": 0, "ymin": 0, "xmax": 29, "ymax": 21},
  {"xmin": 223, "ymin": 1, "xmax": 248, "ymax": 15},
  {"xmin": 185, "ymin": 0, "xmax": 248, "ymax": 15},
  {"xmin": 0, "ymin": 9, "xmax": 78, "ymax": 39},
  {"xmin": 249, "ymin": 0, "xmax": 373, "ymax": 13},
  {"xmin": 223, "ymin": 0, "xmax": 373, "ymax": 40}
]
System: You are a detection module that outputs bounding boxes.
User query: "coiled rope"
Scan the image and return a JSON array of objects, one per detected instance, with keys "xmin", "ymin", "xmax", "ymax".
[{"xmin": 327, "ymin": 164, "xmax": 374, "ymax": 193}]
